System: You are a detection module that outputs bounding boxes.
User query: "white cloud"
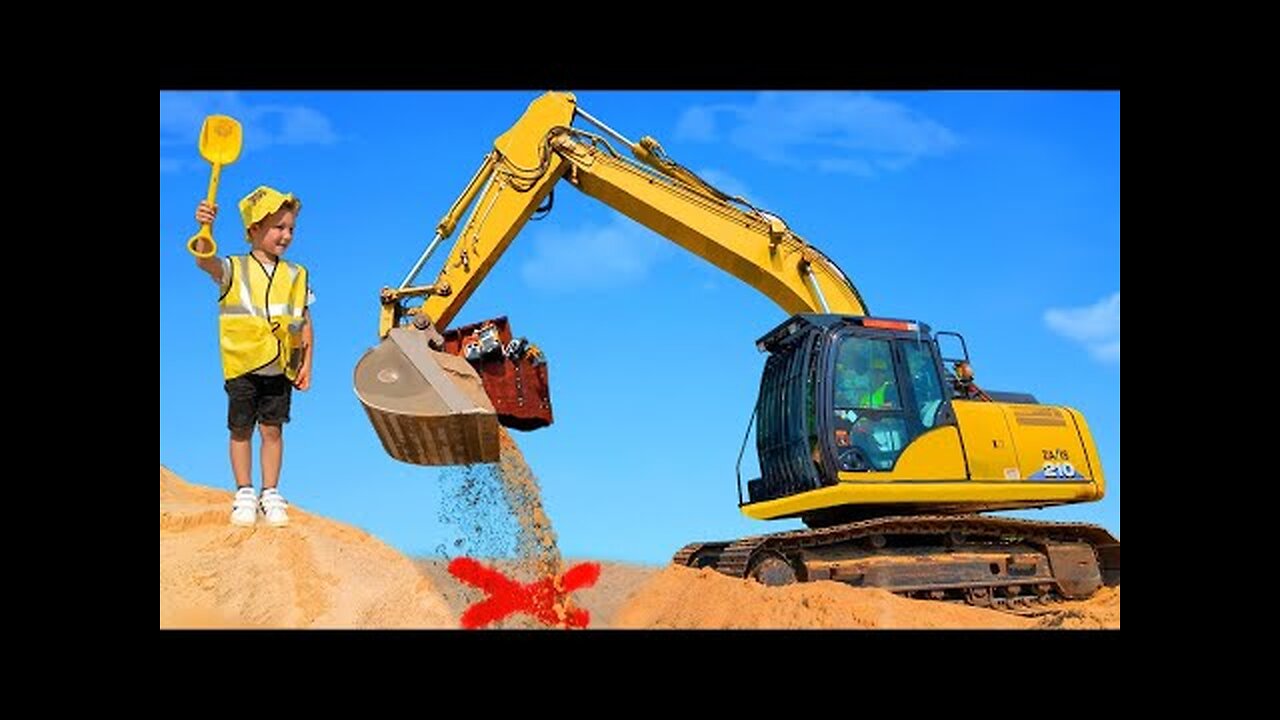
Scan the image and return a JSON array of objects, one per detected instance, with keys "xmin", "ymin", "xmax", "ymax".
[
  {"xmin": 159, "ymin": 92, "xmax": 338, "ymax": 172},
  {"xmin": 673, "ymin": 105, "xmax": 720, "ymax": 142},
  {"xmin": 815, "ymin": 157, "xmax": 875, "ymax": 177},
  {"xmin": 1045, "ymin": 292, "xmax": 1120, "ymax": 364},
  {"xmin": 1089, "ymin": 340, "xmax": 1121, "ymax": 362},
  {"xmin": 674, "ymin": 92, "xmax": 959, "ymax": 177},
  {"xmin": 255, "ymin": 104, "xmax": 339, "ymax": 145},
  {"xmin": 520, "ymin": 215, "xmax": 674, "ymax": 292}
]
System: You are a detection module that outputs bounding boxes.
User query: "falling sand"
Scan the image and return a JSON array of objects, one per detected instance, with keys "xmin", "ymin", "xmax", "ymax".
[{"xmin": 437, "ymin": 427, "xmax": 579, "ymax": 627}]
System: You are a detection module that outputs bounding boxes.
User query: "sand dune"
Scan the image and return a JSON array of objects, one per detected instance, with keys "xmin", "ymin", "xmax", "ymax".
[{"xmin": 160, "ymin": 466, "xmax": 453, "ymax": 629}]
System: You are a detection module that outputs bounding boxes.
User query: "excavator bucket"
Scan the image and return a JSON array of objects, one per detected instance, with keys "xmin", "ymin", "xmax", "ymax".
[
  {"xmin": 354, "ymin": 317, "xmax": 554, "ymax": 466},
  {"xmin": 355, "ymin": 327, "xmax": 501, "ymax": 466}
]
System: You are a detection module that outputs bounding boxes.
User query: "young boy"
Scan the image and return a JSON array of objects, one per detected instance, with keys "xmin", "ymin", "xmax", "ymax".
[{"xmin": 191, "ymin": 185, "xmax": 314, "ymax": 527}]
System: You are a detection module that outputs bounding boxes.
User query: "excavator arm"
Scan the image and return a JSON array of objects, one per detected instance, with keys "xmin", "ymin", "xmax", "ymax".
[
  {"xmin": 381, "ymin": 91, "xmax": 868, "ymax": 338},
  {"xmin": 357, "ymin": 91, "xmax": 869, "ymax": 466}
]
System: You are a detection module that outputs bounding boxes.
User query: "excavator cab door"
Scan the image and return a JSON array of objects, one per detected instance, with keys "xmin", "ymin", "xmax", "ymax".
[{"xmin": 823, "ymin": 327, "xmax": 949, "ymax": 474}]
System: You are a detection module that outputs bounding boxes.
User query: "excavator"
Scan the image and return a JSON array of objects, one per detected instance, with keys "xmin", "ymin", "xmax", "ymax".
[{"xmin": 354, "ymin": 91, "xmax": 1120, "ymax": 611}]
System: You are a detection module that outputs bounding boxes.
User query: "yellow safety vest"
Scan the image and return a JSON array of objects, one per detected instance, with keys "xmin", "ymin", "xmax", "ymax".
[{"xmin": 218, "ymin": 254, "xmax": 309, "ymax": 381}]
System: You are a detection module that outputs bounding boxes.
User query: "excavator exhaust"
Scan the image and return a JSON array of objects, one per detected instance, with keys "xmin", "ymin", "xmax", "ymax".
[{"xmin": 354, "ymin": 316, "xmax": 553, "ymax": 466}]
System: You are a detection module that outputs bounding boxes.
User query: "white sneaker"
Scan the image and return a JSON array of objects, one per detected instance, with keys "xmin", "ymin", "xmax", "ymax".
[
  {"xmin": 260, "ymin": 488, "xmax": 290, "ymax": 527},
  {"xmin": 230, "ymin": 487, "xmax": 258, "ymax": 527}
]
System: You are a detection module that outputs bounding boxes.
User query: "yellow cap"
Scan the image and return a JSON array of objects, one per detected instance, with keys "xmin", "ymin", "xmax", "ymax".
[{"xmin": 238, "ymin": 185, "xmax": 302, "ymax": 239}]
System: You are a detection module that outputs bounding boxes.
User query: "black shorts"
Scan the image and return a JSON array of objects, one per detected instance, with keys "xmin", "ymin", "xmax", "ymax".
[{"xmin": 225, "ymin": 373, "xmax": 293, "ymax": 431}]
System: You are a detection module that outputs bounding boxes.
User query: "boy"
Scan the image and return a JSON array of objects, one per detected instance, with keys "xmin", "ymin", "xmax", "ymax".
[{"xmin": 191, "ymin": 185, "xmax": 314, "ymax": 527}]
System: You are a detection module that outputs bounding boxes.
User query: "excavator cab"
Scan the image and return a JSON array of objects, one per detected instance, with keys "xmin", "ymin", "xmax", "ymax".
[{"xmin": 748, "ymin": 314, "xmax": 954, "ymax": 506}]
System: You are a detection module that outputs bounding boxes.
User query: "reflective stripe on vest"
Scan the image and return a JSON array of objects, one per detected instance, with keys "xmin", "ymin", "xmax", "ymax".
[{"xmin": 218, "ymin": 254, "xmax": 309, "ymax": 380}]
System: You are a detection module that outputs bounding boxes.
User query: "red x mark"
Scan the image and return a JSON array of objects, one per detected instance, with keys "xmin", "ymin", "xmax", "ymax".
[{"xmin": 447, "ymin": 557, "xmax": 601, "ymax": 629}]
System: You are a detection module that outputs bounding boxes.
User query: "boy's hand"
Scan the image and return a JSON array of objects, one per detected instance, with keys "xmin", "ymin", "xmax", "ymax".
[
  {"xmin": 294, "ymin": 364, "xmax": 312, "ymax": 391},
  {"xmin": 195, "ymin": 200, "xmax": 218, "ymax": 226}
]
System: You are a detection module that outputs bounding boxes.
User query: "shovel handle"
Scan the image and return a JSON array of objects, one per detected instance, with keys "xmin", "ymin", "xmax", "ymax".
[
  {"xmin": 188, "ymin": 225, "xmax": 216, "ymax": 258},
  {"xmin": 187, "ymin": 163, "xmax": 224, "ymax": 259}
]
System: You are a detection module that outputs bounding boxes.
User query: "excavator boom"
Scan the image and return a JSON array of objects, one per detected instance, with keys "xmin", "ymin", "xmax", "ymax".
[{"xmin": 356, "ymin": 91, "xmax": 868, "ymax": 465}]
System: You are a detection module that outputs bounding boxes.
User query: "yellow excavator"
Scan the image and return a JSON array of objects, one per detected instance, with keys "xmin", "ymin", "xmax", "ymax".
[{"xmin": 354, "ymin": 91, "xmax": 1119, "ymax": 610}]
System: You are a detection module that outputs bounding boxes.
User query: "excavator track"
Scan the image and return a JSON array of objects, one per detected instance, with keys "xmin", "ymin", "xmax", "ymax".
[{"xmin": 672, "ymin": 515, "xmax": 1120, "ymax": 612}]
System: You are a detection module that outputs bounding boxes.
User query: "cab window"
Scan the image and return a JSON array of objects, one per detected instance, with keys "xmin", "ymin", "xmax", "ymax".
[
  {"xmin": 901, "ymin": 340, "xmax": 944, "ymax": 428},
  {"xmin": 832, "ymin": 336, "xmax": 907, "ymax": 471}
]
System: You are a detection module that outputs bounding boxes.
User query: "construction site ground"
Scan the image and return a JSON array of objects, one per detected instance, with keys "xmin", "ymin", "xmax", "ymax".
[{"xmin": 161, "ymin": 466, "xmax": 1119, "ymax": 630}]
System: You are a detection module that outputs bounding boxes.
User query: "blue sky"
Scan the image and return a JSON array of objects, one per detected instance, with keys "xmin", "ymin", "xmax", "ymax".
[{"xmin": 160, "ymin": 90, "xmax": 1119, "ymax": 565}]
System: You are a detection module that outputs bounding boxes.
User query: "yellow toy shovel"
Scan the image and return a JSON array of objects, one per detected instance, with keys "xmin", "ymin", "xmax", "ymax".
[{"xmin": 186, "ymin": 115, "xmax": 243, "ymax": 258}]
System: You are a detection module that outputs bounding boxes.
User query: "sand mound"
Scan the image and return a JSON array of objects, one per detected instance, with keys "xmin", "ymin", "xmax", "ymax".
[
  {"xmin": 614, "ymin": 565, "xmax": 1119, "ymax": 629},
  {"xmin": 1033, "ymin": 586, "xmax": 1120, "ymax": 629},
  {"xmin": 160, "ymin": 466, "xmax": 454, "ymax": 629}
]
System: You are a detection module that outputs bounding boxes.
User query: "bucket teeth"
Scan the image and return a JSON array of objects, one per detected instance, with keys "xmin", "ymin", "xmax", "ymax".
[{"xmin": 354, "ymin": 327, "xmax": 500, "ymax": 465}]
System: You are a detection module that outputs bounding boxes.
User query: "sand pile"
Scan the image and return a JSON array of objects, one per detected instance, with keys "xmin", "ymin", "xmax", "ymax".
[
  {"xmin": 613, "ymin": 565, "xmax": 1120, "ymax": 629},
  {"xmin": 1033, "ymin": 586, "xmax": 1120, "ymax": 629},
  {"xmin": 159, "ymin": 466, "xmax": 453, "ymax": 629}
]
